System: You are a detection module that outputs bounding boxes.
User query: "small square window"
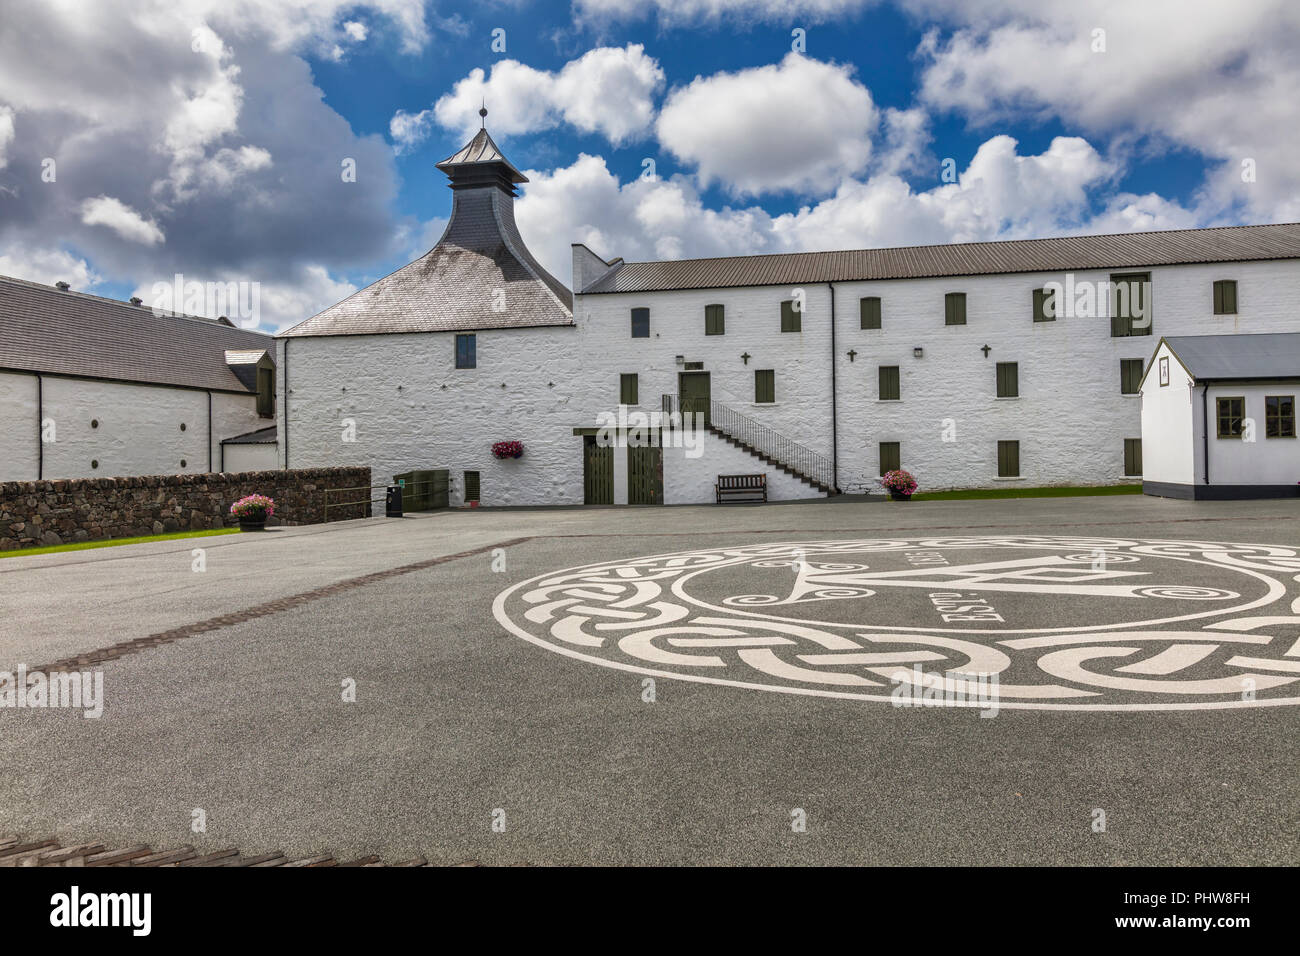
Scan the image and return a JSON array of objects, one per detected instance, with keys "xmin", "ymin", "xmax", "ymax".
[
  {"xmin": 1110, "ymin": 272, "xmax": 1152, "ymax": 336},
  {"xmin": 1216, "ymin": 397, "xmax": 1245, "ymax": 439},
  {"xmin": 1120, "ymin": 358, "xmax": 1144, "ymax": 395},
  {"xmin": 455, "ymin": 333, "xmax": 476, "ymax": 369},
  {"xmin": 1032, "ymin": 288, "xmax": 1056, "ymax": 322},
  {"xmin": 1265, "ymin": 395, "xmax": 1296, "ymax": 438},
  {"xmin": 996, "ymin": 362, "xmax": 1019, "ymax": 398},
  {"xmin": 1124, "ymin": 438, "xmax": 1143, "ymax": 477},
  {"xmin": 705, "ymin": 304, "xmax": 725, "ymax": 335},
  {"xmin": 754, "ymin": 369, "xmax": 775, "ymax": 403},
  {"xmin": 1213, "ymin": 279, "xmax": 1238, "ymax": 315},
  {"xmin": 997, "ymin": 440, "xmax": 1020, "ymax": 478},
  {"xmin": 878, "ymin": 365, "xmax": 900, "ymax": 401},
  {"xmin": 944, "ymin": 292, "xmax": 966, "ymax": 326},
  {"xmin": 879, "ymin": 441, "xmax": 900, "ymax": 475},
  {"xmin": 620, "ymin": 373, "xmax": 639, "ymax": 406},
  {"xmin": 780, "ymin": 300, "xmax": 801, "ymax": 332},
  {"xmin": 860, "ymin": 296, "xmax": 881, "ymax": 330},
  {"xmin": 631, "ymin": 308, "xmax": 650, "ymax": 338}
]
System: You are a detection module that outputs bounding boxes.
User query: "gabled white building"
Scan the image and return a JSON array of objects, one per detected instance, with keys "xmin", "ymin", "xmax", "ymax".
[
  {"xmin": 0, "ymin": 275, "xmax": 276, "ymax": 481},
  {"xmin": 1141, "ymin": 333, "xmax": 1299, "ymax": 499},
  {"xmin": 277, "ymin": 122, "xmax": 1300, "ymax": 507}
]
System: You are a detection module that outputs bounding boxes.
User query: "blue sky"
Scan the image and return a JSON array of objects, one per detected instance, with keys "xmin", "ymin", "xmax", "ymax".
[{"xmin": 0, "ymin": 1, "xmax": 1294, "ymax": 329}]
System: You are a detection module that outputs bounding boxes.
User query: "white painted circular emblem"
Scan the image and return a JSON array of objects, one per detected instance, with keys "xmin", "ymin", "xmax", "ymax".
[{"xmin": 493, "ymin": 536, "xmax": 1300, "ymax": 710}]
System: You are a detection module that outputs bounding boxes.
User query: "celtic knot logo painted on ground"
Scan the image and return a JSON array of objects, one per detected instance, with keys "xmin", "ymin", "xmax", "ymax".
[{"xmin": 492, "ymin": 537, "xmax": 1300, "ymax": 711}]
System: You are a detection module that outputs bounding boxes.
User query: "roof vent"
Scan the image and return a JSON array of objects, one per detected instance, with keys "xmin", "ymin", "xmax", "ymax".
[
  {"xmin": 55, "ymin": 281, "xmax": 70, "ymax": 291},
  {"xmin": 129, "ymin": 296, "xmax": 143, "ymax": 306}
]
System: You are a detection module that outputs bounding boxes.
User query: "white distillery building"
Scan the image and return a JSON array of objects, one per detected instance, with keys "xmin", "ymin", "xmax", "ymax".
[
  {"xmin": 0, "ymin": 276, "xmax": 277, "ymax": 481},
  {"xmin": 1141, "ymin": 333, "xmax": 1299, "ymax": 499},
  {"xmin": 277, "ymin": 123, "xmax": 1300, "ymax": 507}
]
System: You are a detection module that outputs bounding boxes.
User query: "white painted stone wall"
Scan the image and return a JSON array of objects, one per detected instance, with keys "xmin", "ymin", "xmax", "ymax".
[
  {"xmin": 663, "ymin": 429, "xmax": 827, "ymax": 504},
  {"xmin": 278, "ymin": 256, "xmax": 1300, "ymax": 505},
  {"xmin": 1139, "ymin": 344, "xmax": 1197, "ymax": 486},
  {"xmin": 277, "ymin": 327, "xmax": 590, "ymax": 506},
  {"xmin": 0, "ymin": 370, "xmax": 266, "ymax": 481},
  {"xmin": 579, "ymin": 258, "xmax": 1300, "ymax": 493}
]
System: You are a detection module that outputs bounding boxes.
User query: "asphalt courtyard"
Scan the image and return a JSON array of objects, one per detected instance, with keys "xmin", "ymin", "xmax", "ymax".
[{"xmin": 1, "ymin": 494, "xmax": 1297, "ymax": 866}]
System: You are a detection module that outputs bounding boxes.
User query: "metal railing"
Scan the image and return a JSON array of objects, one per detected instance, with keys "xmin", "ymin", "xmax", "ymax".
[
  {"xmin": 322, "ymin": 484, "xmax": 380, "ymax": 520},
  {"xmin": 663, "ymin": 394, "xmax": 836, "ymax": 490}
]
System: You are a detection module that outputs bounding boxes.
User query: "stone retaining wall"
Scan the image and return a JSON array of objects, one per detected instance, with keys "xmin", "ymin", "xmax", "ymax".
[{"xmin": 0, "ymin": 467, "xmax": 371, "ymax": 551}]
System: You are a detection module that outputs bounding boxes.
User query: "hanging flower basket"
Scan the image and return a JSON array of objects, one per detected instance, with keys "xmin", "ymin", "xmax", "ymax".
[
  {"xmin": 492, "ymin": 440, "xmax": 524, "ymax": 460},
  {"xmin": 231, "ymin": 493, "xmax": 275, "ymax": 530},
  {"xmin": 880, "ymin": 469, "xmax": 918, "ymax": 500}
]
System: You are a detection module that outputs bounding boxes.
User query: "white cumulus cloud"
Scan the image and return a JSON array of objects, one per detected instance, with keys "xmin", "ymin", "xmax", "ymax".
[
  {"xmin": 414, "ymin": 44, "xmax": 664, "ymax": 148},
  {"xmin": 79, "ymin": 196, "xmax": 166, "ymax": 245},
  {"xmin": 656, "ymin": 54, "xmax": 878, "ymax": 196}
]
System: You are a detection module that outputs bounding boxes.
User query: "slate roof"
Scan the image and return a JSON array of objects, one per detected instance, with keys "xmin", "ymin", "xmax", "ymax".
[
  {"xmin": 221, "ymin": 425, "xmax": 278, "ymax": 444},
  {"xmin": 1158, "ymin": 333, "xmax": 1300, "ymax": 382},
  {"xmin": 580, "ymin": 222, "xmax": 1300, "ymax": 294},
  {"xmin": 282, "ymin": 128, "xmax": 571, "ymax": 339},
  {"xmin": 436, "ymin": 128, "xmax": 527, "ymax": 184},
  {"xmin": 0, "ymin": 275, "xmax": 272, "ymax": 393}
]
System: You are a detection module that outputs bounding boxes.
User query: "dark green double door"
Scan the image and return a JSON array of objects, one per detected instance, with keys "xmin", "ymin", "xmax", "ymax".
[{"xmin": 583, "ymin": 436, "xmax": 662, "ymax": 505}]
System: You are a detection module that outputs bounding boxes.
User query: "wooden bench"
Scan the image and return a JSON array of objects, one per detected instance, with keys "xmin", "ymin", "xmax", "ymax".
[{"xmin": 715, "ymin": 473, "xmax": 767, "ymax": 504}]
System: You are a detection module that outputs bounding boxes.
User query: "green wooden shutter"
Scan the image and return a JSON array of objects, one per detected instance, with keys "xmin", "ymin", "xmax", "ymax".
[
  {"xmin": 945, "ymin": 292, "xmax": 966, "ymax": 325},
  {"xmin": 860, "ymin": 296, "xmax": 881, "ymax": 329},
  {"xmin": 705, "ymin": 304, "xmax": 725, "ymax": 335},
  {"xmin": 1213, "ymin": 280, "xmax": 1237, "ymax": 315},
  {"xmin": 1123, "ymin": 438, "xmax": 1142, "ymax": 476},
  {"xmin": 1110, "ymin": 272, "xmax": 1152, "ymax": 336},
  {"xmin": 879, "ymin": 441, "xmax": 901, "ymax": 475},
  {"xmin": 754, "ymin": 369, "xmax": 775, "ymax": 403},
  {"xmin": 879, "ymin": 365, "xmax": 900, "ymax": 401},
  {"xmin": 997, "ymin": 440, "xmax": 1019, "ymax": 478},
  {"xmin": 1032, "ymin": 288, "xmax": 1055, "ymax": 322},
  {"xmin": 620, "ymin": 373, "xmax": 638, "ymax": 405},
  {"xmin": 1120, "ymin": 358, "xmax": 1143, "ymax": 394},
  {"xmin": 780, "ymin": 299, "xmax": 801, "ymax": 332},
  {"xmin": 996, "ymin": 362, "xmax": 1018, "ymax": 397}
]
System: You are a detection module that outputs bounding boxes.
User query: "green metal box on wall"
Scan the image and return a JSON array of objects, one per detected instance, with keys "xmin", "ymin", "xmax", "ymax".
[{"xmin": 392, "ymin": 469, "xmax": 448, "ymax": 511}]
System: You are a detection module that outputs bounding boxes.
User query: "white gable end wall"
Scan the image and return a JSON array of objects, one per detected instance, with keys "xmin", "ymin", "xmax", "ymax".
[{"xmin": 1140, "ymin": 344, "xmax": 1196, "ymax": 487}]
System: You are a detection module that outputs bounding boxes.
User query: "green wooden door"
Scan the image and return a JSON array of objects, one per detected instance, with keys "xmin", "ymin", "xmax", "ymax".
[
  {"xmin": 627, "ymin": 443, "xmax": 663, "ymax": 505},
  {"xmin": 679, "ymin": 371, "xmax": 711, "ymax": 426},
  {"xmin": 584, "ymin": 436, "xmax": 614, "ymax": 504}
]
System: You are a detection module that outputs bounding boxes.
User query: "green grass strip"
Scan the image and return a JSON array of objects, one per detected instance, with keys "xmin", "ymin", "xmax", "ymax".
[
  {"xmin": 1, "ymin": 527, "xmax": 241, "ymax": 558},
  {"xmin": 908, "ymin": 484, "xmax": 1143, "ymax": 501}
]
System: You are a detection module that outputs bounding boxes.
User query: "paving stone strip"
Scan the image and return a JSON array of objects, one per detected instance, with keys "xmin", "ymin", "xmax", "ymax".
[
  {"xmin": 28, "ymin": 537, "xmax": 535, "ymax": 674},
  {"xmin": 0, "ymin": 834, "xmax": 485, "ymax": 867}
]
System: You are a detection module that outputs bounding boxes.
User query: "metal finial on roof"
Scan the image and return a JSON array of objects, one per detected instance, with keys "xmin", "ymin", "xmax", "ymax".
[{"xmin": 479, "ymin": 100, "xmax": 487, "ymax": 127}]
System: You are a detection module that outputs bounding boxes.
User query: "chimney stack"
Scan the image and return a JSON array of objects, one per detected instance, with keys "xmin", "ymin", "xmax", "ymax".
[
  {"xmin": 55, "ymin": 281, "xmax": 70, "ymax": 291},
  {"xmin": 130, "ymin": 296, "xmax": 143, "ymax": 306}
]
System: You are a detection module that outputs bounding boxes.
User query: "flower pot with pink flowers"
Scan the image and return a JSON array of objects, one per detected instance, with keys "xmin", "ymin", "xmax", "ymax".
[
  {"xmin": 881, "ymin": 469, "xmax": 918, "ymax": 501},
  {"xmin": 491, "ymin": 440, "xmax": 524, "ymax": 460},
  {"xmin": 231, "ymin": 494, "xmax": 275, "ymax": 530}
]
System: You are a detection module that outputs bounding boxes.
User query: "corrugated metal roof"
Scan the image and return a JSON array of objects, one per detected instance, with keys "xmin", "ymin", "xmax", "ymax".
[
  {"xmin": 282, "ymin": 177, "xmax": 572, "ymax": 338},
  {"xmin": 1161, "ymin": 333, "xmax": 1300, "ymax": 381},
  {"xmin": 0, "ymin": 275, "xmax": 272, "ymax": 392},
  {"xmin": 581, "ymin": 223, "xmax": 1300, "ymax": 294}
]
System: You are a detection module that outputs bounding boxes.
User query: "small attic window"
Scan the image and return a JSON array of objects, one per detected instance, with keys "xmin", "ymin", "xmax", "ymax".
[{"xmin": 257, "ymin": 366, "xmax": 275, "ymax": 418}]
